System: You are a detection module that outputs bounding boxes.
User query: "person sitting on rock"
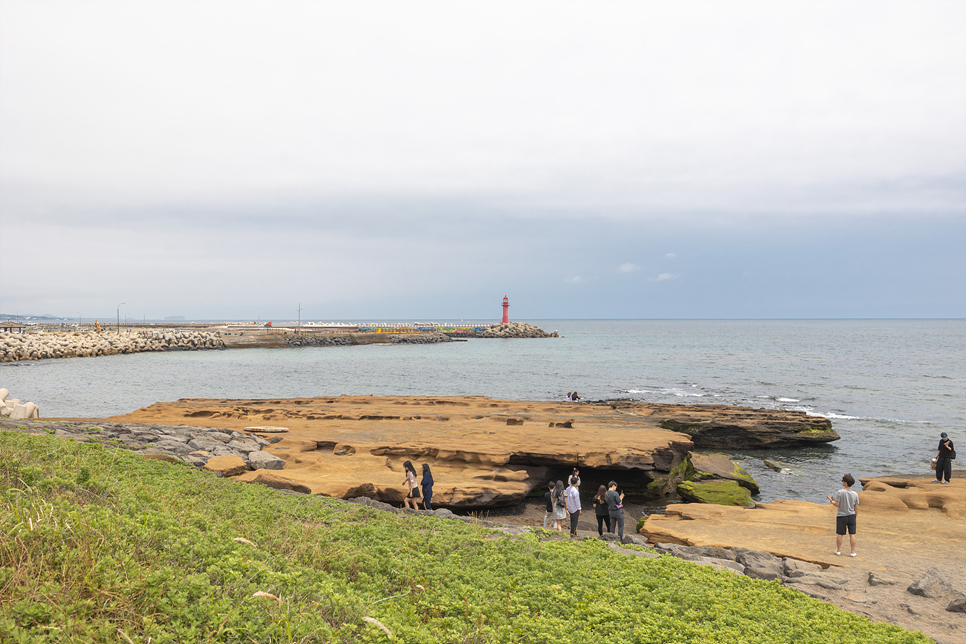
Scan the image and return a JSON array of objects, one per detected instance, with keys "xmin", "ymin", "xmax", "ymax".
[
  {"xmin": 565, "ymin": 392, "xmax": 572, "ymax": 402},
  {"xmin": 402, "ymin": 460, "xmax": 421, "ymax": 510},
  {"xmin": 571, "ymin": 391, "xmax": 580, "ymax": 402},
  {"xmin": 934, "ymin": 432, "xmax": 954, "ymax": 484},
  {"xmin": 827, "ymin": 473, "xmax": 859, "ymax": 557},
  {"xmin": 421, "ymin": 463, "xmax": 434, "ymax": 510}
]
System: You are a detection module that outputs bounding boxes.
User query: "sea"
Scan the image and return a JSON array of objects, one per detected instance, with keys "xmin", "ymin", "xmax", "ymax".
[{"xmin": 2, "ymin": 319, "xmax": 962, "ymax": 504}]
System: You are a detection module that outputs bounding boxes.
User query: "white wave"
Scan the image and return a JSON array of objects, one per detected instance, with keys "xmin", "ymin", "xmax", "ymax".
[{"xmin": 777, "ymin": 397, "xmax": 800, "ymax": 403}]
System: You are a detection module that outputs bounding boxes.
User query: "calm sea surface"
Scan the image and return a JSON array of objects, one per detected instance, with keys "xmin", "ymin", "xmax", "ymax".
[{"xmin": 3, "ymin": 320, "xmax": 962, "ymax": 502}]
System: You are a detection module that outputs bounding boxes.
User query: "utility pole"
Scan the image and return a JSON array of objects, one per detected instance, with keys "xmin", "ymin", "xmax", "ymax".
[
  {"xmin": 117, "ymin": 303, "xmax": 125, "ymax": 333},
  {"xmin": 297, "ymin": 303, "xmax": 302, "ymax": 335}
]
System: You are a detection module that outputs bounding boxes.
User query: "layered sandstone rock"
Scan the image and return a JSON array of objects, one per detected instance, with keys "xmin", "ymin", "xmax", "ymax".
[
  {"xmin": 109, "ymin": 395, "xmax": 696, "ymax": 507},
  {"xmin": 105, "ymin": 396, "xmax": 827, "ymax": 509}
]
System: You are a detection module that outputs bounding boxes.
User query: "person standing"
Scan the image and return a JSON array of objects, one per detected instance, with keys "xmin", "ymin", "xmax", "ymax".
[
  {"xmin": 543, "ymin": 482, "xmax": 556, "ymax": 528},
  {"xmin": 592, "ymin": 485, "xmax": 611, "ymax": 536},
  {"xmin": 420, "ymin": 463, "xmax": 434, "ymax": 510},
  {"xmin": 552, "ymin": 479, "xmax": 567, "ymax": 531},
  {"xmin": 402, "ymin": 461, "xmax": 420, "ymax": 510},
  {"xmin": 934, "ymin": 432, "xmax": 955, "ymax": 484},
  {"xmin": 605, "ymin": 481, "xmax": 625, "ymax": 540},
  {"xmin": 565, "ymin": 475, "xmax": 581, "ymax": 536},
  {"xmin": 827, "ymin": 473, "xmax": 859, "ymax": 557}
]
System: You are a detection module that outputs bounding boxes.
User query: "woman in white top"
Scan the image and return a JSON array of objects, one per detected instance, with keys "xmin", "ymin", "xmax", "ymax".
[{"xmin": 402, "ymin": 460, "xmax": 420, "ymax": 510}]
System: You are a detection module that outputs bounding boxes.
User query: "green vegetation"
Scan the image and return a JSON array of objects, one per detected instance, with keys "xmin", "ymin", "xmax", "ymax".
[
  {"xmin": 0, "ymin": 432, "xmax": 928, "ymax": 644},
  {"xmin": 676, "ymin": 480, "xmax": 754, "ymax": 507}
]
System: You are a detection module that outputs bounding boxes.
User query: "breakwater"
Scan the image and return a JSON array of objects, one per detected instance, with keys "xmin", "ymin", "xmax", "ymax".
[
  {"xmin": 0, "ymin": 322, "xmax": 548, "ymax": 362},
  {"xmin": 0, "ymin": 329, "xmax": 225, "ymax": 362}
]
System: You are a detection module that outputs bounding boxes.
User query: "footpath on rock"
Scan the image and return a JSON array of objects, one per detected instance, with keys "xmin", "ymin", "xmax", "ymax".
[{"xmin": 641, "ymin": 474, "xmax": 966, "ymax": 643}]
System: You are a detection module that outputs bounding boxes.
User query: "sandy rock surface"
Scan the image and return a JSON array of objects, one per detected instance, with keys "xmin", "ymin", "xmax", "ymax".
[
  {"xmin": 641, "ymin": 474, "xmax": 966, "ymax": 643},
  {"xmin": 104, "ymin": 395, "xmax": 835, "ymax": 509}
]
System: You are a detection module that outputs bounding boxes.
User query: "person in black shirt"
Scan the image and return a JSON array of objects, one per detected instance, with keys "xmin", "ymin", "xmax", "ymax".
[
  {"xmin": 542, "ymin": 482, "xmax": 556, "ymax": 528},
  {"xmin": 935, "ymin": 432, "xmax": 955, "ymax": 484},
  {"xmin": 592, "ymin": 485, "xmax": 611, "ymax": 536}
]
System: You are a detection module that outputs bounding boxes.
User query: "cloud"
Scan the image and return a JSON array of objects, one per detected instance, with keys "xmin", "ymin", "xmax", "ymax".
[
  {"xmin": 651, "ymin": 272, "xmax": 679, "ymax": 282},
  {"xmin": 617, "ymin": 263, "xmax": 639, "ymax": 272},
  {"xmin": 566, "ymin": 276, "xmax": 584, "ymax": 283},
  {"xmin": 665, "ymin": 253, "xmax": 677, "ymax": 259}
]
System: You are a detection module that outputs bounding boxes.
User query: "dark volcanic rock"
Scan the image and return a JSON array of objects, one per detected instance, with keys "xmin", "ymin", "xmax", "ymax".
[{"xmin": 611, "ymin": 403, "xmax": 840, "ymax": 449}]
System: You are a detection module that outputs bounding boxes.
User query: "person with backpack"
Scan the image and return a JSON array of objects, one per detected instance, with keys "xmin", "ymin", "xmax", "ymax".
[
  {"xmin": 552, "ymin": 479, "xmax": 567, "ymax": 531},
  {"xmin": 543, "ymin": 481, "xmax": 556, "ymax": 528}
]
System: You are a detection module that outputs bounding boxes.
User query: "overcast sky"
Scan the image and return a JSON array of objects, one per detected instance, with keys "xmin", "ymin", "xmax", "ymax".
[{"xmin": 1, "ymin": 0, "xmax": 964, "ymax": 321}]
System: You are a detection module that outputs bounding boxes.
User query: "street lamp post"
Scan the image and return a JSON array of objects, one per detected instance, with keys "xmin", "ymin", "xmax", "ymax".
[
  {"xmin": 117, "ymin": 303, "xmax": 125, "ymax": 333},
  {"xmin": 298, "ymin": 303, "xmax": 302, "ymax": 335}
]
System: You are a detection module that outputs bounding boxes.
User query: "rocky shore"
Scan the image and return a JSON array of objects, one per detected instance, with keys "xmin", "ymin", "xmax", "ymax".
[
  {"xmin": 100, "ymin": 395, "xmax": 838, "ymax": 509},
  {"xmin": 0, "ymin": 329, "xmax": 224, "ymax": 361},
  {"xmin": 0, "ymin": 323, "xmax": 539, "ymax": 362}
]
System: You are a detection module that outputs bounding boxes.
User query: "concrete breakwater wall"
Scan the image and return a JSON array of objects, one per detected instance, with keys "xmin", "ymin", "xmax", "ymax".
[{"xmin": 0, "ymin": 329, "xmax": 225, "ymax": 362}]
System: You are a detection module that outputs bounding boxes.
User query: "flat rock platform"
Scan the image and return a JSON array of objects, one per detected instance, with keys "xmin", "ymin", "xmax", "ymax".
[{"xmin": 109, "ymin": 395, "xmax": 835, "ymax": 508}]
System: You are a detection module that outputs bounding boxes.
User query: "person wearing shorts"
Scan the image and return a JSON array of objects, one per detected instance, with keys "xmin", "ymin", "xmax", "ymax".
[{"xmin": 827, "ymin": 473, "xmax": 859, "ymax": 557}]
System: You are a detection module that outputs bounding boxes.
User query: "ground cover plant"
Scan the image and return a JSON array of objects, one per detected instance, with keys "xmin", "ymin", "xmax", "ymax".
[{"xmin": 0, "ymin": 432, "xmax": 930, "ymax": 643}]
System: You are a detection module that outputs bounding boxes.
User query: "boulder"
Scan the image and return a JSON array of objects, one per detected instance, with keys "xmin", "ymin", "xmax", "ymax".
[
  {"xmin": 947, "ymin": 594, "xmax": 966, "ymax": 613},
  {"xmin": 244, "ymin": 426, "xmax": 289, "ymax": 433},
  {"xmin": 783, "ymin": 558, "xmax": 823, "ymax": 579},
  {"xmin": 688, "ymin": 452, "xmax": 760, "ymax": 494},
  {"xmin": 9, "ymin": 402, "xmax": 39, "ymax": 419},
  {"xmin": 731, "ymin": 548, "xmax": 784, "ymax": 580},
  {"xmin": 868, "ymin": 572, "xmax": 898, "ymax": 586},
  {"xmin": 676, "ymin": 480, "xmax": 753, "ymax": 507},
  {"xmin": 204, "ymin": 456, "xmax": 248, "ymax": 477},
  {"xmin": 226, "ymin": 437, "xmax": 261, "ymax": 454},
  {"xmin": 907, "ymin": 567, "xmax": 953, "ymax": 598},
  {"xmin": 250, "ymin": 472, "xmax": 311, "ymax": 494},
  {"xmin": 248, "ymin": 450, "xmax": 286, "ymax": 470}
]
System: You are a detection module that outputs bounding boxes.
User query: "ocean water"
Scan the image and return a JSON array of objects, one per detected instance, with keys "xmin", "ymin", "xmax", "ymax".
[{"xmin": 2, "ymin": 319, "xmax": 962, "ymax": 502}]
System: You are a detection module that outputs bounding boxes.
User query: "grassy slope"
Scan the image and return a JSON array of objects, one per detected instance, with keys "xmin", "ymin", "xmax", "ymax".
[{"xmin": 0, "ymin": 432, "xmax": 929, "ymax": 644}]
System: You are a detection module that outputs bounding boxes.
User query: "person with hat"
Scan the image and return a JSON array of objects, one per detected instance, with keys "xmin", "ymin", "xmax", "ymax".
[{"xmin": 934, "ymin": 432, "xmax": 955, "ymax": 484}]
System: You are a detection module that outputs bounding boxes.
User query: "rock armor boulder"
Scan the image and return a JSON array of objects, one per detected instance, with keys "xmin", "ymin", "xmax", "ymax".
[
  {"xmin": 478, "ymin": 322, "xmax": 558, "ymax": 339},
  {"xmin": 0, "ymin": 329, "xmax": 226, "ymax": 363}
]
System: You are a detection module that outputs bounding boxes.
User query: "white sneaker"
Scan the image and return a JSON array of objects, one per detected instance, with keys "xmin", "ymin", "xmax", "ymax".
[
  {"xmin": 834, "ymin": 551, "xmax": 841, "ymax": 556},
  {"xmin": 850, "ymin": 552, "xmax": 857, "ymax": 557}
]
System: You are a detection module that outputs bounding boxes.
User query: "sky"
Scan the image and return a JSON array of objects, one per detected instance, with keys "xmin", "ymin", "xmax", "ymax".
[{"xmin": 1, "ymin": 0, "xmax": 964, "ymax": 321}]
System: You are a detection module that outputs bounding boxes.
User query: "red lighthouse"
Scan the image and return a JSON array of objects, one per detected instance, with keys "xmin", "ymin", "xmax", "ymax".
[{"xmin": 502, "ymin": 295, "xmax": 509, "ymax": 324}]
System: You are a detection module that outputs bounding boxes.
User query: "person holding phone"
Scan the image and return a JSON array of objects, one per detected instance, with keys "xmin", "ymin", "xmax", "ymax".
[
  {"xmin": 605, "ymin": 480, "xmax": 625, "ymax": 540},
  {"xmin": 827, "ymin": 473, "xmax": 859, "ymax": 557}
]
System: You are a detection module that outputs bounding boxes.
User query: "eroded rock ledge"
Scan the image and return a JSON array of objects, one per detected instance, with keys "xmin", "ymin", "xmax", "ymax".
[{"xmin": 94, "ymin": 396, "xmax": 834, "ymax": 509}]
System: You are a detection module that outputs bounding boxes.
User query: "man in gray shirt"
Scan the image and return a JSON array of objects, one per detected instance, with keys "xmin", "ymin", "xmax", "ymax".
[{"xmin": 827, "ymin": 473, "xmax": 859, "ymax": 557}]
